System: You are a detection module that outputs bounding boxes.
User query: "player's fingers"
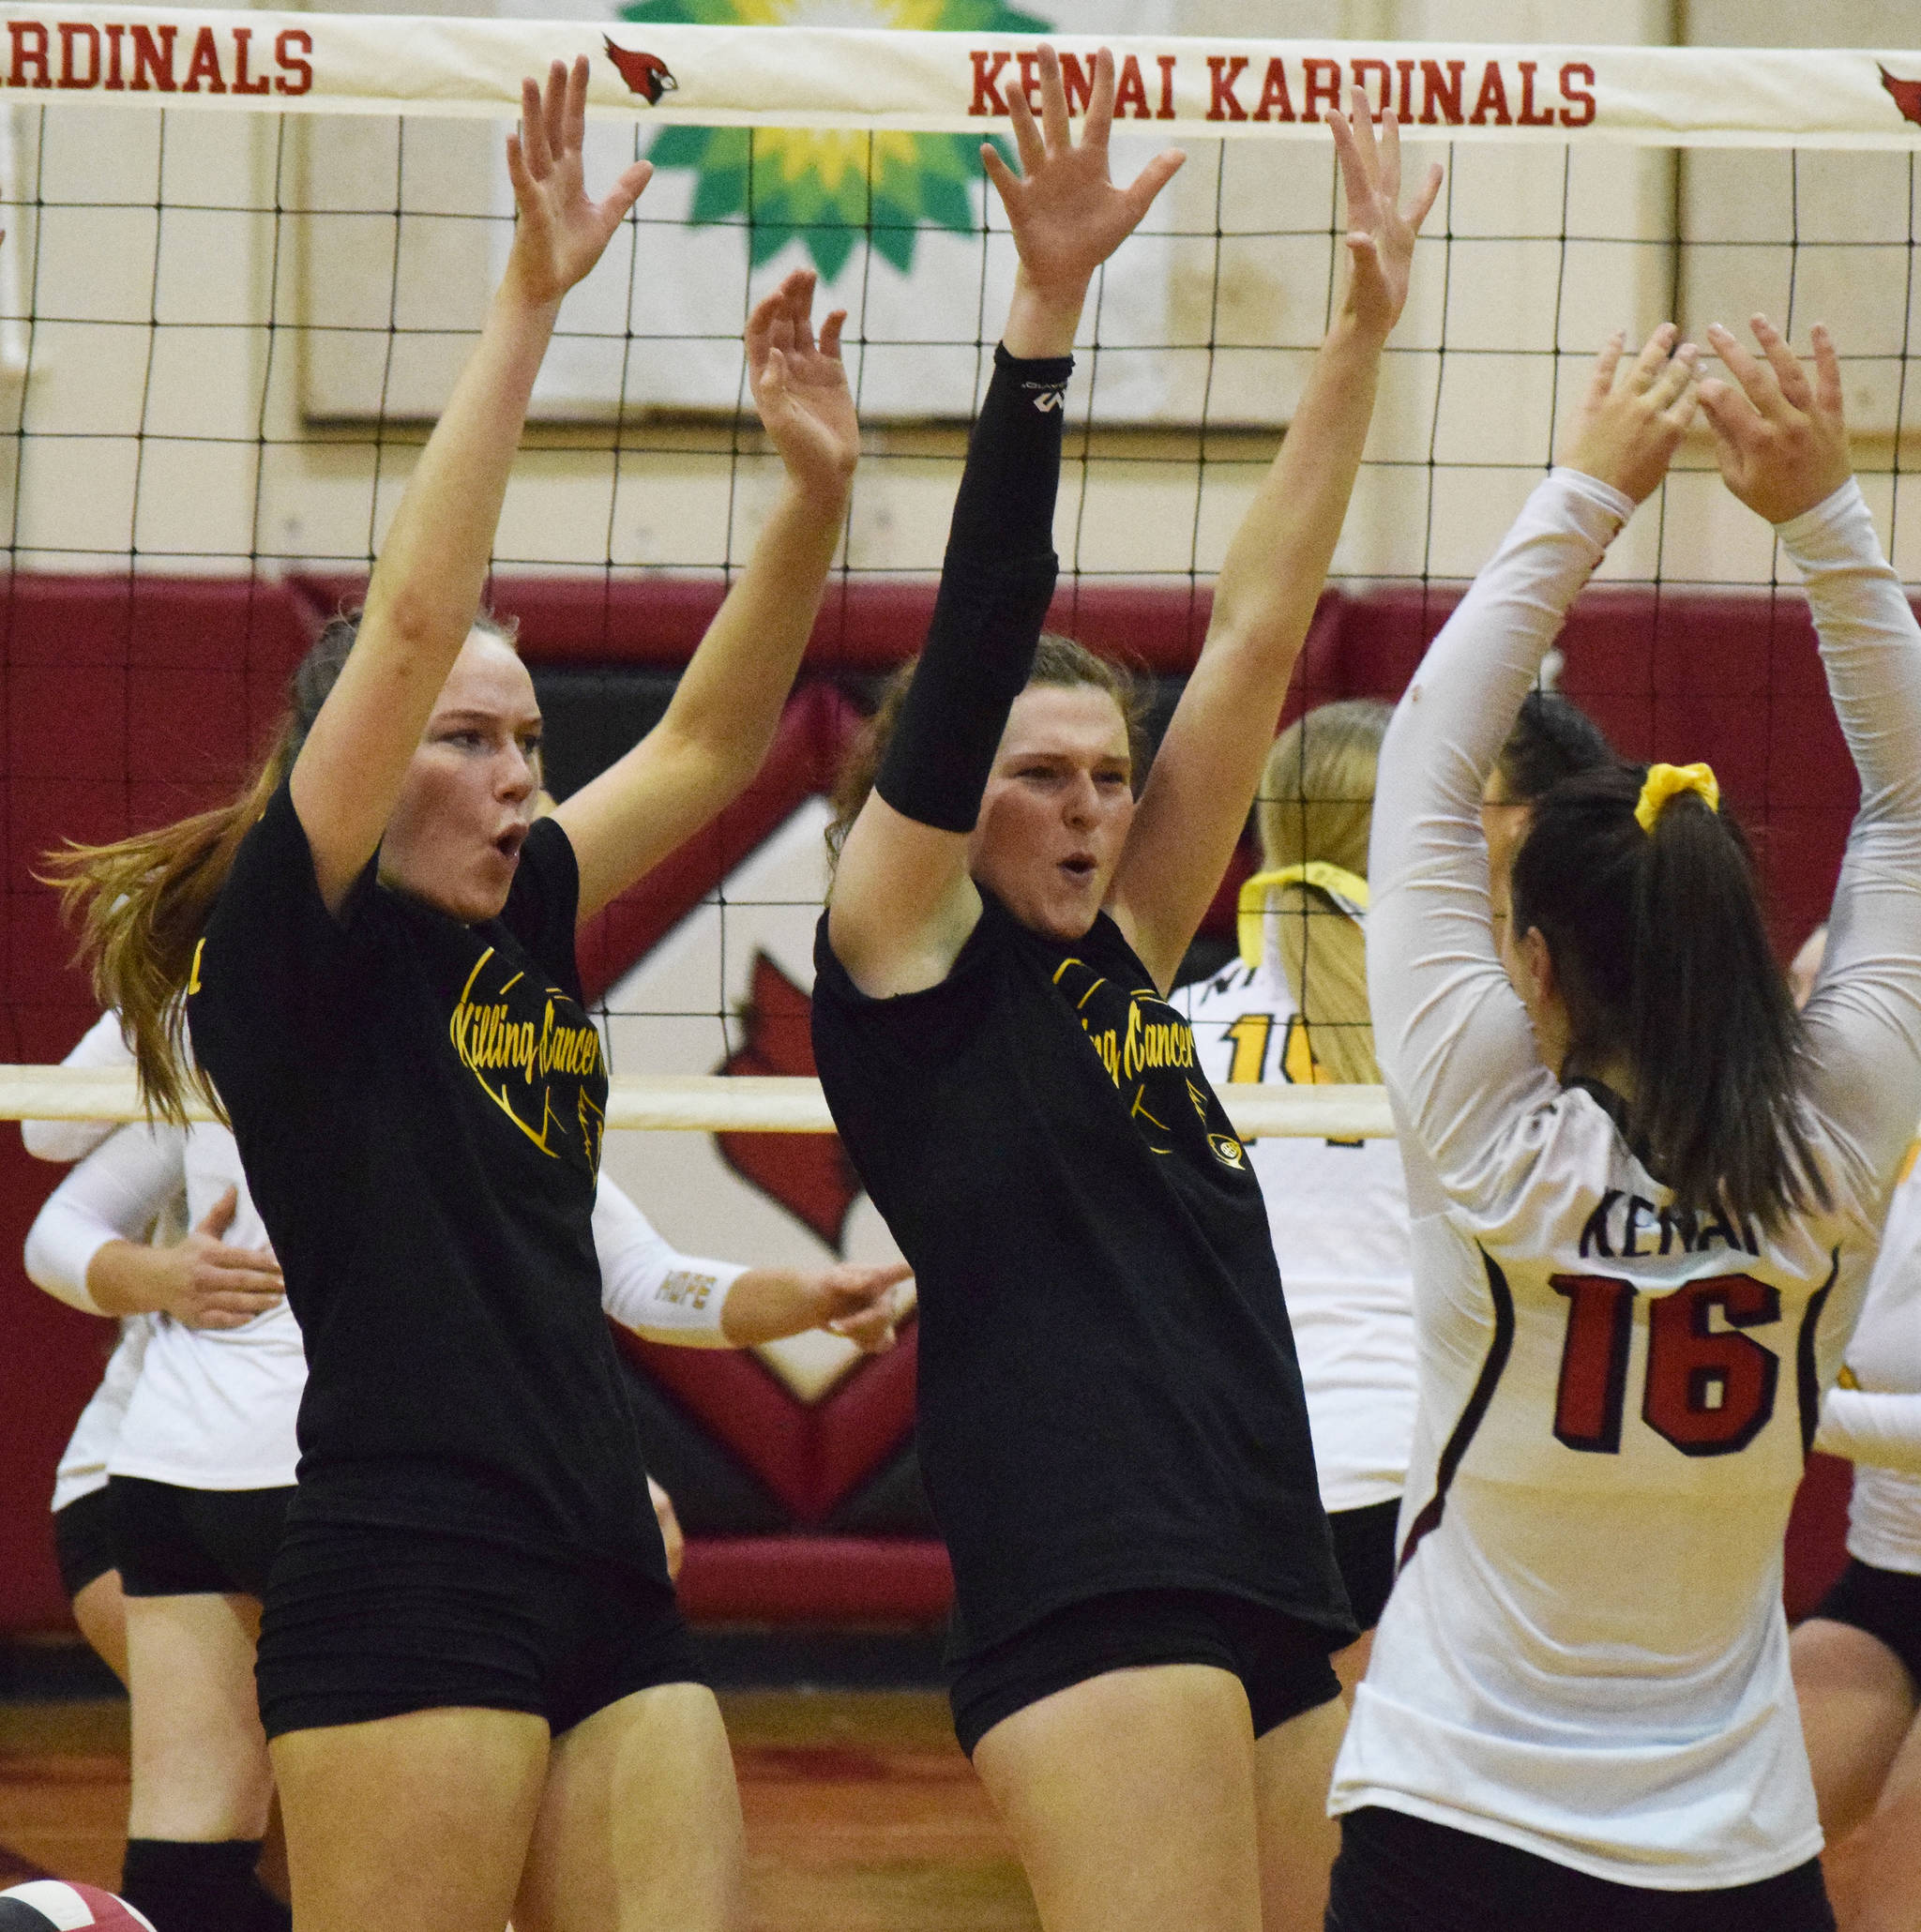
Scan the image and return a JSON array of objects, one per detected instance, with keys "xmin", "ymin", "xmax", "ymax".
[
  {"xmin": 818, "ymin": 307, "xmax": 848, "ymax": 362},
  {"xmin": 1705, "ymin": 320, "xmax": 1775, "ymax": 411},
  {"xmin": 597, "ymin": 159, "xmax": 652, "ymax": 231},
  {"xmin": 1648, "ymin": 340, "xmax": 1699, "ymax": 410},
  {"xmin": 520, "ymin": 74, "xmax": 551, "ymax": 178},
  {"xmin": 1006, "ymin": 73, "xmax": 1046, "ymax": 178},
  {"xmin": 1085, "ymin": 44, "xmax": 1116, "ymax": 149},
  {"xmin": 1345, "ymin": 85, "xmax": 1382, "ymax": 184},
  {"xmin": 980, "ymin": 143, "xmax": 1020, "ymax": 210},
  {"xmin": 195, "ymin": 1184, "xmax": 239, "ymax": 1238},
  {"xmin": 1627, "ymin": 323, "xmax": 1678, "ymax": 391},
  {"xmin": 1378, "ymin": 91, "xmax": 1403, "ymax": 198},
  {"xmin": 1327, "ymin": 106, "xmax": 1366, "ymax": 209},
  {"xmin": 1120, "ymin": 148, "xmax": 1185, "ymax": 226},
  {"xmin": 1584, "ymin": 330, "xmax": 1626, "ymax": 407},
  {"xmin": 564, "ymin": 53, "xmax": 588, "ymax": 157},
  {"xmin": 1408, "ymin": 159, "xmax": 1445, "ymax": 234},
  {"xmin": 1810, "ymin": 322, "xmax": 1845, "ymax": 421},
  {"xmin": 1036, "ymin": 43, "xmax": 1070, "ymax": 153},
  {"xmin": 1696, "ymin": 373, "xmax": 1757, "ymax": 444},
  {"xmin": 543, "ymin": 59, "xmax": 569, "ymax": 170},
  {"xmin": 1751, "ymin": 313, "xmax": 1812, "ymax": 413},
  {"xmin": 506, "ymin": 132, "xmax": 533, "ymax": 205}
]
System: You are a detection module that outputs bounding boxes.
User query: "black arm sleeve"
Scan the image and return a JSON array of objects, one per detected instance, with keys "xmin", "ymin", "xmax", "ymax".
[{"xmin": 874, "ymin": 344, "xmax": 1074, "ymax": 834}]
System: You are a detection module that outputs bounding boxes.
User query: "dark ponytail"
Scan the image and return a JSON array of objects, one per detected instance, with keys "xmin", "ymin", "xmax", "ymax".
[{"xmin": 1509, "ymin": 763, "xmax": 1828, "ymax": 1231}]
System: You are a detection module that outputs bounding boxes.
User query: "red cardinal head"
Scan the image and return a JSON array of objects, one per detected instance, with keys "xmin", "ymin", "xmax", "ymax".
[
  {"xmin": 605, "ymin": 38, "xmax": 677, "ymax": 106},
  {"xmin": 1881, "ymin": 65, "xmax": 1921, "ymax": 128}
]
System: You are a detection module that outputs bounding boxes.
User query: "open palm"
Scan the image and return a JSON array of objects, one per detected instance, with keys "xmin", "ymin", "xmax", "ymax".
[
  {"xmin": 1328, "ymin": 85, "xmax": 1443, "ymax": 338},
  {"xmin": 983, "ymin": 45, "xmax": 1184, "ymax": 306},
  {"xmin": 747, "ymin": 268, "xmax": 859, "ymax": 492},
  {"xmin": 505, "ymin": 56, "xmax": 652, "ymax": 309}
]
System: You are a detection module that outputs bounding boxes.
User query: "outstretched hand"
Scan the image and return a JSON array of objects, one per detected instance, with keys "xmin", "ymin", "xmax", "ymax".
[
  {"xmin": 817, "ymin": 1261, "xmax": 916, "ymax": 1354},
  {"xmin": 505, "ymin": 57, "xmax": 652, "ymax": 309},
  {"xmin": 985, "ymin": 45, "xmax": 1183, "ymax": 349},
  {"xmin": 1700, "ymin": 316, "xmax": 1853, "ymax": 525},
  {"xmin": 1560, "ymin": 325, "xmax": 1700, "ymax": 505},
  {"xmin": 1328, "ymin": 88, "xmax": 1442, "ymax": 340},
  {"xmin": 747, "ymin": 267, "xmax": 858, "ymax": 495}
]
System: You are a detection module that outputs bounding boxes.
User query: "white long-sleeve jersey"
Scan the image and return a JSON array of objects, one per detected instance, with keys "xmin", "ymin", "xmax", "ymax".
[
  {"xmin": 1174, "ymin": 941, "xmax": 1415, "ymax": 1514},
  {"xmin": 25, "ymin": 1029, "xmax": 751, "ymax": 1492},
  {"xmin": 1817, "ymin": 1149, "xmax": 1921, "ymax": 1572},
  {"xmin": 1333, "ymin": 472, "xmax": 1921, "ymax": 1890}
]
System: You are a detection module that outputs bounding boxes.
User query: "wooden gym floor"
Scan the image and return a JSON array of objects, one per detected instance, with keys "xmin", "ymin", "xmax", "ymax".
[{"xmin": 0, "ymin": 1687, "xmax": 1042, "ymax": 1931}]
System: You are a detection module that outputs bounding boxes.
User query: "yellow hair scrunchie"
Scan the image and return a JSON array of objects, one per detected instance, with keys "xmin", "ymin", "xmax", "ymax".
[
  {"xmin": 1634, "ymin": 762, "xmax": 1720, "ymax": 834},
  {"xmin": 1236, "ymin": 862, "xmax": 1369, "ymax": 971}
]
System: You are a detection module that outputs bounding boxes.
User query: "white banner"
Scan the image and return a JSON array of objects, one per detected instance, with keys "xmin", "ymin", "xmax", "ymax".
[{"xmin": 2, "ymin": 6, "xmax": 1920, "ymax": 146}]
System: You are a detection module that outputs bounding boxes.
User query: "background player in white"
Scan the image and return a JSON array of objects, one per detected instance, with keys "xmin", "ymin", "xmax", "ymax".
[
  {"xmin": 1782, "ymin": 924, "xmax": 1921, "ymax": 1932},
  {"xmin": 1329, "ymin": 315, "xmax": 1921, "ymax": 1930},
  {"xmin": 1175, "ymin": 702, "xmax": 1413, "ymax": 1691}
]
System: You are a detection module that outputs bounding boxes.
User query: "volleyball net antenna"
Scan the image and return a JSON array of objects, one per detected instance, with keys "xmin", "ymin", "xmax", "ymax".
[{"xmin": 2, "ymin": 14, "xmax": 1919, "ymax": 1147}]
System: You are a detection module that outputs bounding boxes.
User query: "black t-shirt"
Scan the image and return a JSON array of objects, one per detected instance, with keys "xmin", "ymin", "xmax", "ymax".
[
  {"xmin": 189, "ymin": 781, "xmax": 663, "ymax": 1580},
  {"xmin": 811, "ymin": 893, "xmax": 1353, "ymax": 1660}
]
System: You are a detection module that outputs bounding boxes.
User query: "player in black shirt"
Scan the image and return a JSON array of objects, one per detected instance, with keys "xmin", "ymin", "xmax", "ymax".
[
  {"xmin": 812, "ymin": 50, "xmax": 1439, "ymax": 1932},
  {"xmin": 51, "ymin": 60, "xmax": 858, "ymax": 1932}
]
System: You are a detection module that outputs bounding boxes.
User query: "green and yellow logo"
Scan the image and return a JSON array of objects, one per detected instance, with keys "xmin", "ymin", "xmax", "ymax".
[{"xmin": 620, "ymin": 0, "xmax": 1050, "ymax": 280}]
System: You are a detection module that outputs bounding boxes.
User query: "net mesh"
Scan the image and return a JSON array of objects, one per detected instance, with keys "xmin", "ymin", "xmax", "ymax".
[{"xmin": 3, "ymin": 87, "xmax": 1919, "ymax": 1124}]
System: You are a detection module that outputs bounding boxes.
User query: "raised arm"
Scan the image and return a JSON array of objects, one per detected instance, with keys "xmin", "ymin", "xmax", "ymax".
[
  {"xmin": 826, "ymin": 46, "xmax": 1181, "ymax": 997},
  {"xmin": 556, "ymin": 269, "xmax": 859, "ymax": 921},
  {"xmin": 291, "ymin": 58, "xmax": 648, "ymax": 914},
  {"xmin": 1111, "ymin": 93, "xmax": 1440, "ymax": 989},
  {"xmin": 1367, "ymin": 330, "xmax": 1697, "ymax": 1190},
  {"xmin": 1700, "ymin": 319, "xmax": 1921, "ymax": 1192}
]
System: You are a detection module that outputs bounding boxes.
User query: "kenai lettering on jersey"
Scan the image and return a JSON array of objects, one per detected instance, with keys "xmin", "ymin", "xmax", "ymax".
[{"xmin": 1579, "ymin": 1187, "xmax": 1761, "ymax": 1260}]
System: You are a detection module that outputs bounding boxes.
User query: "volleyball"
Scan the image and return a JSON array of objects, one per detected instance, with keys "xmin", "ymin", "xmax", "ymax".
[{"xmin": 0, "ymin": 1884, "xmax": 157, "ymax": 1931}]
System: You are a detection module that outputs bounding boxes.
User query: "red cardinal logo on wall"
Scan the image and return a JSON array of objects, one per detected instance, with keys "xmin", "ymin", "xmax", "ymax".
[
  {"xmin": 605, "ymin": 38, "xmax": 678, "ymax": 104},
  {"xmin": 717, "ymin": 951, "xmax": 864, "ymax": 1253},
  {"xmin": 1881, "ymin": 65, "xmax": 1921, "ymax": 128}
]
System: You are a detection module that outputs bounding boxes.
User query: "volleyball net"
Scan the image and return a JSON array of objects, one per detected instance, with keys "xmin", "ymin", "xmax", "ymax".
[{"xmin": 3, "ymin": 12, "xmax": 1919, "ymax": 1154}]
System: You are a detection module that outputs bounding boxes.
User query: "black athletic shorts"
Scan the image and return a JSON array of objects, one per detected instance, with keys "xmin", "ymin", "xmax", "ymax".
[
  {"xmin": 1326, "ymin": 1805, "xmax": 1836, "ymax": 1932},
  {"xmin": 1810, "ymin": 1557, "xmax": 1921, "ymax": 1692},
  {"xmin": 255, "ymin": 1516, "xmax": 703, "ymax": 1743},
  {"xmin": 1327, "ymin": 1500, "xmax": 1399, "ymax": 1633},
  {"xmin": 109, "ymin": 1475, "xmax": 294, "ymax": 1599},
  {"xmin": 53, "ymin": 1487, "xmax": 118, "ymax": 1600},
  {"xmin": 949, "ymin": 1588, "xmax": 1342, "ymax": 1759}
]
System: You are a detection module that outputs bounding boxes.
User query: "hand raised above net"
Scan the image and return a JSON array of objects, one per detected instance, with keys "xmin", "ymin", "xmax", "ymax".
[
  {"xmin": 983, "ymin": 45, "xmax": 1184, "ymax": 338},
  {"xmin": 504, "ymin": 56, "xmax": 652, "ymax": 309},
  {"xmin": 1700, "ymin": 316, "xmax": 1853, "ymax": 525},
  {"xmin": 1559, "ymin": 324, "xmax": 1701, "ymax": 506},
  {"xmin": 1327, "ymin": 86, "xmax": 1443, "ymax": 340},
  {"xmin": 747, "ymin": 268, "xmax": 858, "ymax": 495}
]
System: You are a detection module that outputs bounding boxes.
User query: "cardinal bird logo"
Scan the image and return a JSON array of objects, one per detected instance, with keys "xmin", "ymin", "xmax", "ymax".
[
  {"xmin": 717, "ymin": 951, "xmax": 863, "ymax": 1254},
  {"xmin": 1880, "ymin": 65, "xmax": 1921, "ymax": 128},
  {"xmin": 605, "ymin": 38, "xmax": 677, "ymax": 104}
]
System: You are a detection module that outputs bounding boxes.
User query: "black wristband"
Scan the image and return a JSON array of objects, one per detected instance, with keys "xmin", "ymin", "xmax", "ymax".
[{"xmin": 875, "ymin": 346, "xmax": 1073, "ymax": 835}]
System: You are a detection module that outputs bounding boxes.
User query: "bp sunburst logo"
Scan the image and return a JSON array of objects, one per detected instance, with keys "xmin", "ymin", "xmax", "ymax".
[{"xmin": 620, "ymin": 0, "xmax": 1051, "ymax": 280}]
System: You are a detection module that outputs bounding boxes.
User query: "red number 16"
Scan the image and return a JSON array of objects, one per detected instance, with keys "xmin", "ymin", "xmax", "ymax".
[{"xmin": 1551, "ymin": 1274, "xmax": 1780, "ymax": 1457}]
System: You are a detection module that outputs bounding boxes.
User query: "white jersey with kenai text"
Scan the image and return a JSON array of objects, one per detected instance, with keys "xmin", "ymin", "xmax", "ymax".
[
  {"xmin": 1175, "ymin": 943, "xmax": 1414, "ymax": 1513},
  {"xmin": 1333, "ymin": 472, "xmax": 1921, "ymax": 1890}
]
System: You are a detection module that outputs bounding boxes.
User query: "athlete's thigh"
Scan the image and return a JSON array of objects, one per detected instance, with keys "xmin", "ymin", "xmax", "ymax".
[
  {"xmin": 1792, "ymin": 1617, "xmax": 1916, "ymax": 1840},
  {"xmin": 1838, "ymin": 1703, "xmax": 1921, "ymax": 1932},
  {"xmin": 512, "ymin": 1682, "xmax": 742, "ymax": 1932},
  {"xmin": 270, "ymin": 1706, "xmax": 549, "ymax": 1932},
  {"xmin": 1252, "ymin": 1693, "xmax": 1346, "ymax": 1932},
  {"xmin": 971, "ymin": 1662, "xmax": 1264, "ymax": 1932},
  {"xmin": 125, "ymin": 1591, "xmax": 272, "ymax": 1840},
  {"xmin": 70, "ymin": 1569, "xmax": 129, "ymax": 1687}
]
